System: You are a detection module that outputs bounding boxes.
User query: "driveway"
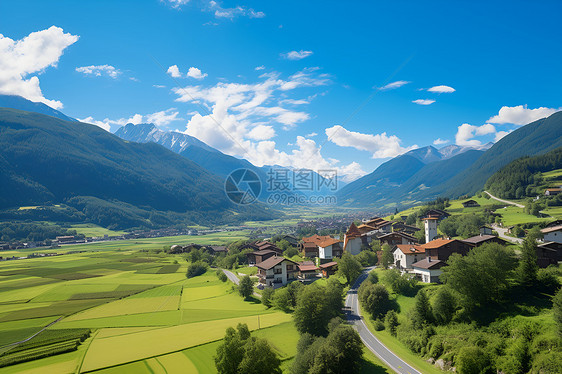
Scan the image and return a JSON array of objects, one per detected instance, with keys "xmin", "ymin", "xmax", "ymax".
[{"xmin": 345, "ymin": 267, "xmax": 421, "ymax": 374}]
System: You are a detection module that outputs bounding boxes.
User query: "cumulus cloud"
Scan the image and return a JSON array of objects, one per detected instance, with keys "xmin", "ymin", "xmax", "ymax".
[
  {"xmin": 208, "ymin": 1, "xmax": 265, "ymax": 19},
  {"xmin": 282, "ymin": 50, "xmax": 313, "ymax": 60},
  {"xmin": 255, "ymin": 65, "xmax": 265, "ymax": 70},
  {"xmin": 247, "ymin": 124, "xmax": 275, "ymax": 140},
  {"xmin": 427, "ymin": 85, "xmax": 455, "ymax": 93},
  {"xmin": 0, "ymin": 26, "xmax": 79, "ymax": 109},
  {"xmin": 325, "ymin": 125, "xmax": 417, "ymax": 159},
  {"xmin": 164, "ymin": 0, "xmax": 190, "ymax": 8},
  {"xmin": 487, "ymin": 104, "xmax": 560, "ymax": 125},
  {"xmin": 306, "ymin": 132, "xmax": 318, "ymax": 137},
  {"xmin": 455, "ymin": 123, "xmax": 497, "ymax": 146},
  {"xmin": 167, "ymin": 65, "xmax": 182, "ymax": 78},
  {"xmin": 412, "ymin": 99, "xmax": 435, "ymax": 105},
  {"xmin": 76, "ymin": 64, "xmax": 121, "ymax": 79},
  {"xmin": 80, "ymin": 108, "xmax": 182, "ymax": 132},
  {"xmin": 433, "ymin": 138, "xmax": 449, "ymax": 145},
  {"xmin": 494, "ymin": 130, "xmax": 511, "ymax": 142},
  {"xmin": 378, "ymin": 80, "xmax": 410, "ymax": 91},
  {"xmin": 186, "ymin": 67, "xmax": 207, "ymax": 80}
]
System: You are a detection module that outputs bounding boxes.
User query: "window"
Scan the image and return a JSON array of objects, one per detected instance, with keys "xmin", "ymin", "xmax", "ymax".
[
  {"xmin": 274, "ymin": 268, "xmax": 282, "ymax": 274},
  {"xmin": 286, "ymin": 265, "xmax": 293, "ymax": 270}
]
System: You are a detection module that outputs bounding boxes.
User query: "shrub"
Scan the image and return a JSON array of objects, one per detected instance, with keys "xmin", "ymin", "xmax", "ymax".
[
  {"xmin": 261, "ymin": 287, "xmax": 275, "ymax": 308},
  {"xmin": 359, "ymin": 282, "xmax": 391, "ymax": 319},
  {"xmin": 216, "ymin": 269, "xmax": 228, "ymax": 282},
  {"xmin": 373, "ymin": 319, "xmax": 385, "ymax": 331},
  {"xmin": 238, "ymin": 275, "xmax": 254, "ymax": 300},
  {"xmin": 456, "ymin": 346, "xmax": 491, "ymax": 374},
  {"xmin": 385, "ymin": 310, "xmax": 399, "ymax": 336},
  {"xmin": 385, "ymin": 269, "xmax": 417, "ymax": 295},
  {"xmin": 273, "ymin": 287, "xmax": 292, "ymax": 312},
  {"xmin": 186, "ymin": 261, "xmax": 208, "ymax": 278},
  {"xmin": 433, "ymin": 287, "xmax": 456, "ymax": 324},
  {"xmin": 367, "ymin": 271, "xmax": 379, "ymax": 284}
]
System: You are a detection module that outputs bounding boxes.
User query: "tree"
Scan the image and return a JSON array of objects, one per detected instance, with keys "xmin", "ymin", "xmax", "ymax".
[
  {"xmin": 261, "ymin": 287, "xmax": 275, "ymax": 308},
  {"xmin": 456, "ymin": 346, "xmax": 491, "ymax": 374},
  {"xmin": 287, "ymin": 281, "xmax": 304, "ymax": 308},
  {"xmin": 314, "ymin": 325, "xmax": 363, "ymax": 374},
  {"xmin": 553, "ymin": 288, "xmax": 562, "ymax": 337},
  {"xmin": 291, "ymin": 334, "xmax": 325, "ymax": 374},
  {"xmin": 215, "ymin": 324, "xmax": 249, "ymax": 374},
  {"xmin": 359, "ymin": 283, "xmax": 391, "ymax": 319},
  {"xmin": 385, "ymin": 310, "xmax": 399, "ymax": 336},
  {"xmin": 356, "ymin": 250, "xmax": 378, "ymax": 266},
  {"xmin": 516, "ymin": 234, "xmax": 539, "ymax": 287},
  {"xmin": 186, "ymin": 261, "xmax": 208, "ymax": 278},
  {"xmin": 338, "ymin": 252, "xmax": 362, "ymax": 284},
  {"xmin": 238, "ymin": 337, "xmax": 281, "ymax": 374},
  {"xmin": 411, "ymin": 289, "xmax": 432, "ymax": 329},
  {"xmin": 238, "ymin": 275, "xmax": 254, "ymax": 300},
  {"xmin": 432, "ymin": 287, "xmax": 456, "ymax": 324},
  {"xmin": 385, "ymin": 269, "xmax": 417, "ymax": 295},
  {"xmin": 441, "ymin": 243, "xmax": 516, "ymax": 313},
  {"xmin": 273, "ymin": 287, "xmax": 292, "ymax": 312},
  {"xmin": 381, "ymin": 243, "xmax": 394, "ymax": 269},
  {"xmin": 293, "ymin": 284, "xmax": 342, "ymax": 336}
]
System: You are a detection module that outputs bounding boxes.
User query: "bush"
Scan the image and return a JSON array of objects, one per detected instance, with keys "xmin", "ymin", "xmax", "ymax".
[
  {"xmin": 433, "ymin": 287, "xmax": 456, "ymax": 324},
  {"xmin": 261, "ymin": 287, "xmax": 275, "ymax": 308},
  {"xmin": 273, "ymin": 287, "xmax": 292, "ymax": 312},
  {"xmin": 356, "ymin": 250, "xmax": 378, "ymax": 266},
  {"xmin": 359, "ymin": 282, "xmax": 391, "ymax": 319},
  {"xmin": 238, "ymin": 275, "xmax": 254, "ymax": 299},
  {"xmin": 367, "ymin": 271, "xmax": 379, "ymax": 284},
  {"xmin": 216, "ymin": 269, "xmax": 228, "ymax": 282},
  {"xmin": 186, "ymin": 261, "xmax": 208, "ymax": 278},
  {"xmin": 373, "ymin": 319, "xmax": 385, "ymax": 331},
  {"xmin": 456, "ymin": 346, "xmax": 492, "ymax": 374},
  {"xmin": 537, "ymin": 266, "xmax": 560, "ymax": 292},
  {"xmin": 385, "ymin": 310, "xmax": 399, "ymax": 336},
  {"xmin": 385, "ymin": 269, "xmax": 417, "ymax": 295}
]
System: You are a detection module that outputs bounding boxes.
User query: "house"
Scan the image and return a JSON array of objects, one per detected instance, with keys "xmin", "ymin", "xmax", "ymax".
[
  {"xmin": 412, "ymin": 257, "xmax": 446, "ymax": 283},
  {"xmin": 299, "ymin": 235, "xmax": 334, "ymax": 258},
  {"xmin": 541, "ymin": 225, "xmax": 562, "ymax": 244},
  {"xmin": 462, "ymin": 200, "xmax": 480, "ymax": 208},
  {"xmin": 423, "ymin": 216, "xmax": 439, "ymax": 243},
  {"xmin": 545, "ymin": 188, "xmax": 562, "ymax": 196},
  {"xmin": 298, "ymin": 261, "xmax": 319, "ymax": 280},
  {"xmin": 392, "ymin": 222, "xmax": 421, "ymax": 235},
  {"xmin": 319, "ymin": 261, "xmax": 338, "ymax": 278},
  {"xmin": 343, "ymin": 222, "xmax": 366, "ymax": 255},
  {"xmin": 256, "ymin": 256, "xmax": 299, "ymax": 288},
  {"xmin": 206, "ymin": 245, "xmax": 228, "ymax": 255},
  {"xmin": 536, "ymin": 242, "xmax": 562, "ymax": 268},
  {"xmin": 421, "ymin": 238, "xmax": 472, "ymax": 261},
  {"xmin": 254, "ymin": 241, "xmax": 283, "ymax": 254},
  {"xmin": 480, "ymin": 226, "xmax": 493, "ymax": 235},
  {"xmin": 282, "ymin": 235, "xmax": 299, "ymax": 246},
  {"xmin": 393, "ymin": 244, "xmax": 426, "ymax": 271},
  {"xmin": 545, "ymin": 220, "xmax": 562, "ymax": 228},
  {"xmin": 247, "ymin": 249, "xmax": 278, "ymax": 265},
  {"xmin": 462, "ymin": 234, "xmax": 507, "ymax": 247},
  {"xmin": 318, "ymin": 237, "xmax": 343, "ymax": 260},
  {"xmin": 424, "ymin": 209, "xmax": 450, "ymax": 221},
  {"xmin": 379, "ymin": 232, "xmax": 417, "ymax": 247},
  {"xmin": 360, "ymin": 217, "xmax": 393, "ymax": 235}
]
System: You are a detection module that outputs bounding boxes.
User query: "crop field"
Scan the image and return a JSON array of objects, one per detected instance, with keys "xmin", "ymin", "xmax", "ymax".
[
  {"xmin": 0, "ymin": 246, "xmax": 293, "ymax": 373},
  {"xmin": 70, "ymin": 224, "xmax": 127, "ymax": 237}
]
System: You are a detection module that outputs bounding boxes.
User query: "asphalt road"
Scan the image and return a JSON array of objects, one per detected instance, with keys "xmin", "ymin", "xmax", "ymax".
[
  {"xmin": 222, "ymin": 268, "xmax": 240, "ymax": 285},
  {"xmin": 484, "ymin": 190, "xmax": 525, "ymax": 208},
  {"xmin": 345, "ymin": 267, "xmax": 421, "ymax": 374}
]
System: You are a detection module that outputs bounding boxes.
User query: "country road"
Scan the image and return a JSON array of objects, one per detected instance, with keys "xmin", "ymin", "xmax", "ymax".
[
  {"xmin": 484, "ymin": 191, "xmax": 525, "ymax": 208},
  {"xmin": 345, "ymin": 267, "xmax": 421, "ymax": 374},
  {"xmin": 492, "ymin": 225, "xmax": 523, "ymax": 244},
  {"xmin": 222, "ymin": 268, "xmax": 261, "ymax": 298}
]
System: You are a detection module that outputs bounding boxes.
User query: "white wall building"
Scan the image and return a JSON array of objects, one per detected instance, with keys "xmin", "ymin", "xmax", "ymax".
[
  {"xmin": 542, "ymin": 225, "xmax": 562, "ymax": 243},
  {"xmin": 424, "ymin": 217, "xmax": 438, "ymax": 243},
  {"xmin": 412, "ymin": 257, "xmax": 445, "ymax": 283},
  {"xmin": 393, "ymin": 244, "xmax": 426, "ymax": 271},
  {"xmin": 256, "ymin": 256, "xmax": 298, "ymax": 288}
]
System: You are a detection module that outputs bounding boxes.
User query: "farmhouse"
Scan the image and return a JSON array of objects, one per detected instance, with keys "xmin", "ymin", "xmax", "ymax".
[
  {"xmin": 392, "ymin": 222, "xmax": 421, "ymax": 235},
  {"xmin": 423, "ymin": 209, "xmax": 450, "ymax": 221},
  {"xmin": 256, "ymin": 256, "xmax": 299, "ymax": 288},
  {"xmin": 462, "ymin": 234, "xmax": 507, "ymax": 247},
  {"xmin": 536, "ymin": 242, "xmax": 562, "ymax": 268},
  {"xmin": 318, "ymin": 237, "xmax": 343, "ymax": 260},
  {"xmin": 298, "ymin": 261, "xmax": 319, "ymax": 280},
  {"xmin": 343, "ymin": 222, "xmax": 366, "ymax": 255},
  {"xmin": 319, "ymin": 261, "xmax": 338, "ymax": 278},
  {"xmin": 393, "ymin": 244, "xmax": 426, "ymax": 271},
  {"xmin": 421, "ymin": 238, "xmax": 472, "ymax": 261},
  {"xmin": 206, "ymin": 245, "xmax": 228, "ymax": 255},
  {"xmin": 247, "ymin": 249, "xmax": 278, "ymax": 265},
  {"xmin": 462, "ymin": 199, "xmax": 480, "ymax": 208},
  {"xmin": 412, "ymin": 257, "xmax": 445, "ymax": 283},
  {"xmin": 299, "ymin": 234, "xmax": 334, "ymax": 258},
  {"xmin": 541, "ymin": 225, "xmax": 562, "ymax": 244},
  {"xmin": 379, "ymin": 232, "xmax": 417, "ymax": 247},
  {"xmin": 545, "ymin": 188, "xmax": 562, "ymax": 196}
]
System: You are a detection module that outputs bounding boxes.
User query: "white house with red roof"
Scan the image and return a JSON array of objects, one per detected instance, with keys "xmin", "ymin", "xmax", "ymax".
[
  {"xmin": 318, "ymin": 237, "xmax": 342, "ymax": 259},
  {"xmin": 393, "ymin": 244, "xmax": 426, "ymax": 271},
  {"xmin": 541, "ymin": 225, "xmax": 562, "ymax": 244}
]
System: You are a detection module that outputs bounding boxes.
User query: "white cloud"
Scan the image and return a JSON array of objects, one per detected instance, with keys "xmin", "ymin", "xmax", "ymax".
[
  {"xmin": 433, "ymin": 138, "xmax": 449, "ymax": 145},
  {"xmin": 153, "ymin": 84, "xmax": 166, "ymax": 88},
  {"xmin": 80, "ymin": 109, "xmax": 182, "ymax": 132},
  {"xmin": 247, "ymin": 124, "xmax": 275, "ymax": 140},
  {"xmin": 378, "ymin": 80, "xmax": 410, "ymax": 91},
  {"xmin": 487, "ymin": 104, "xmax": 560, "ymax": 125},
  {"xmin": 187, "ymin": 67, "xmax": 207, "ymax": 80},
  {"xmin": 167, "ymin": 65, "xmax": 182, "ymax": 78},
  {"xmin": 427, "ymin": 85, "xmax": 455, "ymax": 93},
  {"xmin": 255, "ymin": 65, "xmax": 265, "ymax": 70},
  {"xmin": 164, "ymin": 0, "xmax": 190, "ymax": 8},
  {"xmin": 76, "ymin": 64, "xmax": 121, "ymax": 79},
  {"xmin": 208, "ymin": 1, "xmax": 265, "ymax": 19},
  {"xmin": 412, "ymin": 99, "xmax": 435, "ymax": 105},
  {"xmin": 494, "ymin": 130, "xmax": 511, "ymax": 142},
  {"xmin": 0, "ymin": 26, "xmax": 79, "ymax": 109},
  {"xmin": 325, "ymin": 125, "xmax": 417, "ymax": 159},
  {"xmin": 282, "ymin": 50, "xmax": 313, "ymax": 60},
  {"xmin": 306, "ymin": 132, "xmax": 318, "ymax": 137},
  {"xmin": 455, "ymin": 123, "xmax": 497, "ymax": 146}
]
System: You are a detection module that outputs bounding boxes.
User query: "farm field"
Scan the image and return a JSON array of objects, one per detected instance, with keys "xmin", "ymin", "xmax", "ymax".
[
  {"xmin": 70, "ymin": 224, "xmax": 127, "ymax": 237},
  {"xmin": 0, "ymin": 248, "xmax": 291, "ymax": 373}
]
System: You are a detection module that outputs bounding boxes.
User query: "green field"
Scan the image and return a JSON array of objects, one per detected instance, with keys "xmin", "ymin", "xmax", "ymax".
[
  {"xmin": 70, "ymin": 224, "xmax": 127, "ymax": 237},
  {"xmin": 0, "ymin": 244, "xmax": 295, "ymax": 373}
]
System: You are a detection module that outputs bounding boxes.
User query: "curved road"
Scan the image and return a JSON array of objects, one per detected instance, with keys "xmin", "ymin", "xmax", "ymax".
[
  {"xmin": 345, "ymin": 267, "xmax": 421, "ymax": 374},
  {"xmin": 222, "ymin": 268, "xmax": 261, "ymax": 298},
  {"xmin": 484, "ymin": 191, "xmax": 525, "ymax": 208}
]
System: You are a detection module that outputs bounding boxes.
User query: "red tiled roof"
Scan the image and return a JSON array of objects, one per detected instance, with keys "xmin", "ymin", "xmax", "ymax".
[
  {"xmin": 394, "ymin": 244, "xmax": 425, "ymax": 255},
  {"xmin": 318, "ymin": 238, "xmax": 341, "ymax": 247},
  {"xmin": 298, "ymin": 263, "xmax": 319, "ymax": 272},
  {"xmin": 319, "ymin": 261, "xmax": 338, "ymax": 269},
  {"xmin": 420, "ymin": 238, "xmax": 454, "ymax": 249},
  {"xmin": 302, "ymin": 235, "xmax": 333, "ymax": 245},
  {"xmin": 346, "ymin": 222, "xmax": 361, "ymax": 237}
]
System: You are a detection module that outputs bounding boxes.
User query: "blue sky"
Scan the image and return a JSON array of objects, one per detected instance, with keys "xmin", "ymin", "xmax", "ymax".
[{"xmin": 0, "ymin": 0, "xmax": 561, "ymax": 181}]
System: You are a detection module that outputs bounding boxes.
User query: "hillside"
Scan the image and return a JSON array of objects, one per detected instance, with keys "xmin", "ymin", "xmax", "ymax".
[
  {"xmin": 485, "ymin": 146, "xmax": 562, "ymax": 199},
  {"xmin": 0, "ymin": 94, "xmax": 77, "ymax": 122},
  {"xmin": 0, "ymin": 108, "xmax": 276, "ymax": 229}
]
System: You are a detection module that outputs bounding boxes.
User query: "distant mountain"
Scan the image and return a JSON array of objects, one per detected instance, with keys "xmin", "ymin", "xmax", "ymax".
[
  {"xmin": 338, "ymin": 111, "xmax": 562, "ymax": 208},
  {"xmin": 438, "ymin": 111, "xmax": 562, "ymax": 198},
  {"xmin": 0, "ymin": 108, "xmax": 276, "ymax": 229},
  {"xmin": 115, "ymin": 122, "xmax": 217, "ymax": 154},
  {"xmin": 0, "ymin": 94, "xmax": 77, "ymax": 122}
]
